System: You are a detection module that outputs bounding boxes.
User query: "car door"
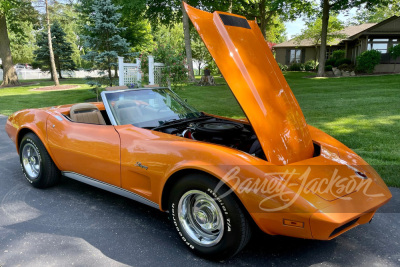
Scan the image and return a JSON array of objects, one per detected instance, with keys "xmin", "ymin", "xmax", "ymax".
[{"xmin": 46, "ymin": 114, "xmax": 121, "ymax": 187}]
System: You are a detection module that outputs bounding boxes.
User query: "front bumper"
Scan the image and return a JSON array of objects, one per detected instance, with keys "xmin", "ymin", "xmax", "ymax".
[{"xmin": 250, "ymin": 187, "xmax": 392, "ymax": 240}]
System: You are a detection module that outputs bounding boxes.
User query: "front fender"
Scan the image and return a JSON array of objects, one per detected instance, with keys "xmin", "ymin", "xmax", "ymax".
[{"xmin": 6, "ymin": 109, "xmax": 52, "ymax": 159}]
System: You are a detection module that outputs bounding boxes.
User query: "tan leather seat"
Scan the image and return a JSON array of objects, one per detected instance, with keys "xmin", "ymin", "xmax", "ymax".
[
  {"xmin": 114, "ymin": 100, "xmax": 142, "ymax": 125},
  {"xmin": 70, "ymin": 103, "xmax": 106, "ymax": 125}
]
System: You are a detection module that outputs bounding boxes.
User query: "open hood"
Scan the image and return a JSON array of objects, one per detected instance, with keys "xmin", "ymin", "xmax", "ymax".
[{"xmin": 184, "ymin": 4, "xmax": 314, "ymax": 165}]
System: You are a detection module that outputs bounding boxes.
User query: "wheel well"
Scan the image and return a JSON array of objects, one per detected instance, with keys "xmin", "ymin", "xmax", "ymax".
[
  {"xmin": 17, "ymin": 128, "xmax": 35, "ymax": 151},
  {"xmin": 161, "ymin": 169, "xmax": 256, "ymax": 228},
  {"xmin": 161, "ymin": 169, "xmax": 202, "ymax": 211}
]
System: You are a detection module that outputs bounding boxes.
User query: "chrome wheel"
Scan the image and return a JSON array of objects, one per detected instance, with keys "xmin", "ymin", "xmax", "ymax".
[
  {"xmin": 21, "ymin": 143, "xmax": 41, "ymax": 179},
  {"xmin": 178, "ymin": 190, "xmax": 224, "ymax": 247}
]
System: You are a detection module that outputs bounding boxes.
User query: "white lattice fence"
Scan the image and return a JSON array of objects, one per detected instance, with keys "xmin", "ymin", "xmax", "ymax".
[
  {"xmin": 154, "ymin": 63, "xmax": 165, "ymax": 85},
  {"xmin": 118, "ymin": 57, "xmax": 141, "ymax": 86},
  {"xmin": 118, "ymin": 56, "xmax": 164, "ymax": 86}
]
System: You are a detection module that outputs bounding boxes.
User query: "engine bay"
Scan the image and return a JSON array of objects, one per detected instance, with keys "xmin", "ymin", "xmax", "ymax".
[{"xmin": 154, "ymin": 116, "xmax": 266, "ymax": 160}]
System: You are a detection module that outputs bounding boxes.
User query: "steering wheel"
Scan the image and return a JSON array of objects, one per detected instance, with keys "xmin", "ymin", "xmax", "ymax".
[{"xmin": 157, "ymin": 106, "xmax": 170, "ymax": 113}]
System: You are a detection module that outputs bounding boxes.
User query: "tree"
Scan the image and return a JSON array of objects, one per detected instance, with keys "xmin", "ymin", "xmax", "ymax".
[
  {"xmin": 295, "ymin": 15, "xmax": 345, "ymax": 62},
  {"xmin": 315, "ymin": 0, "xmax": 390, "ymax": 77},
  {"xmin": 228, "ymin": 0, "xmax": 314, "ymax": 39},
  {"xmin": 81, "ymin": 0, "xmax": 130, "ymax": 86},
  {"xmin": 355, "ymin": 0, "xmax": 400, "ymax": 23},
  {"xmin": 113, "ymin": 0, "xmax": 154, "ymax": 53},
  {"xmin": 147, "ymin": 1, "xmax": 308, "ymax": 82},
  {"xmin": 45, "ymin": 0, "xmax": 59, "ymax": 86},
  {"xmin": 265, "ymin": 16, "xmax": 287, "ymax": 44},
  {"xmin": 191, "ymin": 34, "xmax": 210, "ymax": 75},
  {"xmin": 34, "ymin": 21, "xmax": 76, "ymax": 79},
  {"xmin": 9, "ymin": 21, "xmax": 37, "ymax": 64},
  {"xmin": 0, "ymin": 0, "xmax": 20, "ymax": 86},
  {"xmin": 146, "ymin": 0, "xmax": 212, "ymax": 82},
  {"xmin": 181, "ymin": 0, "xmax": 195, "ymax": 81},
  {"xmin": 153, "ymin": 23, "xmax": 184, "ymax": 51},
  {"xmin": 45, "ymin": 1, "xmax": 84, "ymax": 68},
  {"xmin": 7, "ymin": 0, "xmax": 39, "ymax": 65}
]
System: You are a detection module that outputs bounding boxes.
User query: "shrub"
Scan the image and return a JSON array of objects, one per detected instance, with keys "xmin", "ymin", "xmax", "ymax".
[
  {"xmin": 278, "ymin": 62, "xmax": 288, "ymax": 71},
  {"xmin": 334, "ymin": 58, "xmax": 352, "ymax": 67},
  {"xmin": 325, "ymin": 65, "xmax": 333, "ymax": 71},
  {"xmin": 153, "ymin": 44, "xmax": 188, "ymax": 89},
  {"xmin": 304, "ymin": 60, "xmax": 317, "ymax": 71},
  {"xmin": 289, "ymin": 63, "xmax": 305, "ymax": 71},
  {"xmin": 331, "ymin": 50, "xmax": 345, "ymax": 61},
  {"xmin": 388, "ymin": 44, "xmax": 400, "ymax": 72},
  {"xmin": 389, "ymin": 44, "xmax": 400, "ymax": 60},
  {"xmin": 326, "ymin": 58, "xmax": 336, "ymax": 66},
  {"xmin": 338, "ymin": 63, "xmax": 355, "ymax": 72},
  {"xmin": 356, "ymin": 50, "xmax": 381, "ymax": 73}
]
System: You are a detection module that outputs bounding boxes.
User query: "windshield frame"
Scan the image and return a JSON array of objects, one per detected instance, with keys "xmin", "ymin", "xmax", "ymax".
[{"xmin": 101, "ymin": 87, "xmax": 201, "ymax": 127}]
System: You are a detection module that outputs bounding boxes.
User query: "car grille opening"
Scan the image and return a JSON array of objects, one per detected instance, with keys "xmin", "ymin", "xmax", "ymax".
[{"xmin": 329, "ymin": 218, "xmax": 359, "ymax": 237}]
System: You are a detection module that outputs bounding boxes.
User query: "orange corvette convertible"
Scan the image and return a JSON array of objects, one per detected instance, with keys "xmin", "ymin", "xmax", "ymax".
[{"xmin": 5, "ymin": 4, "xmax": 392, "ymax": 260}]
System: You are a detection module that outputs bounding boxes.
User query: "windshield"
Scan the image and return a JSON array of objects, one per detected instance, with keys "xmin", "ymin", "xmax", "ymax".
[{"xmin": 102, "ymin": 88, "xmax": 201, "ymax": 127}]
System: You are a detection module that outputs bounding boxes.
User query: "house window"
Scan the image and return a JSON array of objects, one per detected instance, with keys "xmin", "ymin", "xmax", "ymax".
[
  {"xmin": 368, "ymin": 38, "xmax": 400, "ymax": 63},
  {"xmin": 290, "ymin": 49, "xmax": 302, "ymax": 63},
  {"xmin": 368, "ymin": 38, "xmax": 399, "ymax": 53},
  {"xmin": 326, "ymin": 47, "xmax": 335, "ymax": 59}
]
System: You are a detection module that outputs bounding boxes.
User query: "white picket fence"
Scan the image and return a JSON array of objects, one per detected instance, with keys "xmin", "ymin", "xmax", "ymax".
[
  {"xmin": 118, "ymin": 55, "xmax": 165, "ymax": 86},
  {"xmin": 1, "ymin": 55, "xmax": 165, "ymax": 85},
  {"xmin": 0, "ymin": 69, "xmax": 105, "ymax": 81}
]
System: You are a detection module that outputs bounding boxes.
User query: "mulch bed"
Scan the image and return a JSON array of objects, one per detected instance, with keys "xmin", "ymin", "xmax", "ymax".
[
  {"xmin": 303, "ymin": 72, "xmax": 400, "ymax": 79},
  {"xmin": 31, "ymin": 85, "xmax": 80, "ymax": 91}
]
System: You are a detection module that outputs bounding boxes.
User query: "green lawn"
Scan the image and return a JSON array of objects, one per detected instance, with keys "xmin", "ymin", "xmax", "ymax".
[
  {"xmin": 0, "ymin": 79, "xmax": 95, "ymax": 115},
  {"xmin": 178, "ymin": 73, "xmax": 400, "ymax": 187},
  {"xmin": 0, "ymin": 73, "xmax": 399, "ymax": 186}
]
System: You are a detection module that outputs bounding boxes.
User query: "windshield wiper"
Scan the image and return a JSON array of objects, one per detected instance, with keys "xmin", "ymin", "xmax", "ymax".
[
  {"xmin": 152, "ymin": 113, "xmax": 207, "ymax": 130},
  {"xmin": 152, "ymin": 118, "xmax": 186, "ymax": 130}
]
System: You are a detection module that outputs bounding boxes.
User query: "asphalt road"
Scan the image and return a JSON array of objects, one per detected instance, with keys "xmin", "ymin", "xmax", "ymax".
[{"xmin": 0, "ymin": 114, "xmax": 399, "ymax": 267}]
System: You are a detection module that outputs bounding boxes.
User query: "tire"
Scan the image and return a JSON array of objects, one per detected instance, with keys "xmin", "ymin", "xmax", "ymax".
[
  {"xmin": 19, "ymin": 132, "xmax": 60, "ymax": 188},
  {"xmin": 169, "ymin": 173, "xmax": 252, "ymax": 261}
]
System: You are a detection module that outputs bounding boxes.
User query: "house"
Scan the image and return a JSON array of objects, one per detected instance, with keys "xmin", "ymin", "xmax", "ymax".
[{"xmin": 274, "ymin": 16, "xmax": 400, "ymax": 72}]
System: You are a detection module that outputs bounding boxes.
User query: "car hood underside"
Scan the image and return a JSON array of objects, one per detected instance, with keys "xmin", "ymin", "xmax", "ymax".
[{"xmin": 185, "ymin": 4, "xmax": 315, "ymax": 165}]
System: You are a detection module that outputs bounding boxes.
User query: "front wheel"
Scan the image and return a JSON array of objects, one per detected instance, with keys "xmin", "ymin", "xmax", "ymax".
[
  {"xmin": 19, "ymin": 133, "xmax": 60, "ymax": 188},
  {"xmin": 169, "ymin": 173, "xmax": 252, "ymax": 260}
]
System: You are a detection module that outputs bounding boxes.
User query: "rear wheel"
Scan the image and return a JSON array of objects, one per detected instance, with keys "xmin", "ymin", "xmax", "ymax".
[
  {"xmin": 169, "ymin": 173, "xmax": 252, "ymax": 260},
  {"xmin": 19, "ymin": 133, "xmax": 60, "ymax": 188}
]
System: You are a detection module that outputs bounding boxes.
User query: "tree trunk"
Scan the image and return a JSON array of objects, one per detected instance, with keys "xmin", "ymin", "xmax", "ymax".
[
  {"xmin": 198, "ymin": 62, "xmax": 202, "ymax": 76},
  {"xmin": 45, "ymin": 0, "xmax": 59, "ymax": 86},
  {"xmin": 0, "ymin": 13, "xmax": 19, "ymax": 87},
  {"xmin": 108, "ymin": 67, "xmax": 112, "ymax": 86},
  {"xmin": 317, "ymin": 0, "xmax": 330, "ymax": 77},
  {"xmin": 258, "ymin": 0, "xmax": 267, "ymax": 39},
  {"xmin": 181, "ymin": 1, "xmax": 195, "ymax": 82},
  {"xmin": 57, "ymin": 58, "xmax": 63, "ymax": 79}
]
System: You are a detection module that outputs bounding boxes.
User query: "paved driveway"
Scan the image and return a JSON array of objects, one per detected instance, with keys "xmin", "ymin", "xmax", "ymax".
[{"xmin": 0, "ymin": 115, "xmax": 399, "ymax": 266}]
